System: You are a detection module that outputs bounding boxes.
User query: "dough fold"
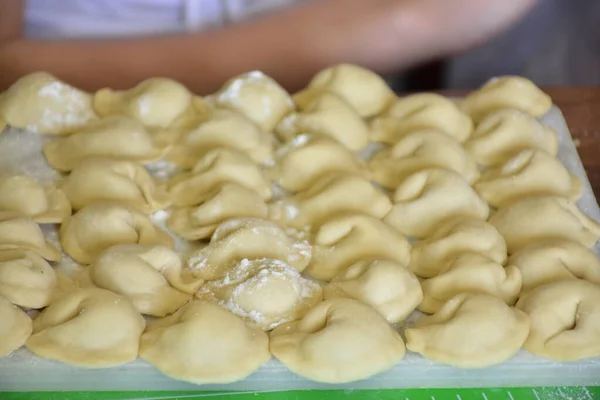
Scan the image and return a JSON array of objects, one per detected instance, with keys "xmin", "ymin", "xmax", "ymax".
[
  {"xmin": 0, "ymin": 295, "xmax": 32, "ymax": 358},
  {"xmin": 0, "ymin": 212, "xmax": 61, "ymax": 261}
]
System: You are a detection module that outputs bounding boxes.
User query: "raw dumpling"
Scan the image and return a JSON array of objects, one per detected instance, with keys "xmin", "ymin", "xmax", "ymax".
[
  {"xmin": 187, "ymin": 218, "xmax": 311, "ymax": 280},
  {"xmin": 516, "ymin": 280, "xmax": 600, "ymax": 361},
  {"xmin": 270, "ymin": 173, "xmax": 392, "ymax": 231},
  {"xmin": 89, "ymin": 245, "xmax": 201, "ymax": 317},
  {"xmin": 60, "ymin": 202, "xmax": 174, "ymax": 264},
  {"xmin": 464, "ymin": 109, "xmax": 558, "ymax": 167},
  {"xmin": 0, "ymin": 296, "xmax": 32, "ymax": 358},
  {"xmin": 509, "ymin": 239, "xmax": 600, "ymax": 292},
  {"xmin": 460, "ymin": 76, "xmax": 552, "ymax": 121},
  {"xmin": 384, "ymin": 169, "xmax": 489, "ymax": 239},
  {"xmin": 167, "ymin": 148, "xmax": 271, "ymax": 207},
  {"xmin": 26, "ymin": 288, "xmax": 145, "ymax": 367},
  {"xmin": 0, "ymin": 72, "xmax": 95, "ymax": 135},
  {"xmin": 406, "ymin": 293, "xmax": 529, "ymax": 368},
  {"xmin": 410, "ymin": 218, "xmax": 507, "ymax": 278},
  {"xmin": 60, "ymin": 158, "xmax": 171, "ymax": 213},
  {"xmin": 0, "ymin": 175, "xmax": 71, "ymax": 223},
  {"xmin": 0, "ymin": 250, "xmax": 57, "ymax": 309},
  {"xmin": 93, "ymin": 78, "xmax": 192, "ymax": 128},
  {"xmin": 489, "ymin": 196, "xmax": 600, "ymax": 253},
  {"xmin": 139, "ymin": 301, "xmax": 270, "ymax": 384},
  {"xmin": 0, "ymin": 212, "xmax": 61, "ymax": 261},
  {"xmin": 324, "ymin": 260, "xmax": 422, "ymax": 323},
  {"xmin": 474, "ymin": 149, "xmax": 582, "ymax": 207},
  {"xmin": 419, "ymin": 253, "xmax": 522, "ymax": 314},
  {"xmin": 276, "ymin": 92, "xmax": 369, "ymax": 150},
  {"xmin": 270, "ymin": 298, "xmax": 405, "ymax": 383},
  {"xmin": 294, "ymin": 64, "xmax": 394, "ymax": 118},
  {"xmin": 370, "ymin": 93, "xmax": 473, "ymax": 144},
  {"xmin": 305, "ymin": 213, "xmax": 411, "ymax": 281},
  {"xmin": 197, "ymin": 258, "xmax": 322, "ymax": 330},
  {"xmin": 43, "ymin": 116, "xmax": 166, "ymax": 171},
  {"xmin": 369, "ymin": 130, "xmax": 480, "ymax": 189}
]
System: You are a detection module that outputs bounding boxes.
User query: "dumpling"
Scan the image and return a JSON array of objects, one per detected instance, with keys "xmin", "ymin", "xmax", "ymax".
[
  {"xmin": 369, "ymin": 130, "xmax": 480, "ymax": 189},
  {"xmin": 410, "ymin": 218, "xmax": 507, "ymax": 278},
  {"xmin": 419, "ymin": 253, "xmax": 522, "ymax": 314},
  {"xmin": 89, "ymin": 245, "xmax": 201, "ymax": 317},
  {"xmin": 0, "ymin": 250, "xmax": 57, "ymax": 309},
  {"xmin": 474, "ymin": 149, "xmax": 582, "ymax": 207},
  {"xmin": 197, "ymin": 258, "xmax": 322, "ymax": 331},
  {"xmin": 516, "ymin": 280, "xmax": 600, "ymax": 361},
  {"xmin": 60, "ymin": 202, "xmax": 174, "ymax": 264},
  {"xmin": 93, "ymin": 77, "xmax": 192, "ymax": 128},
  {"xmin": 139, "ymin": 301, "xmax": 270, "ymax": 384},
  {"xmin": 43, "ymin": 116, "xmax": 166, "ymax": 171},
  {"xmin": 305, "ymin": 213, "xmax": 411, "ymax": 281},
  {"xmin": 187, "ymin": 218, "xmax": 311, "ymax": 280},
  {"xmin": 324, "ymin": 260, "xmax": 422, "ymax": 323},
  {"xmin": 270, "ymin": 298, "xmax": 405, "ymax": 383},
  {"xmin": 269, "ymin": 173, "xmax": 392, "ymax": 231},
  {"xmin": 0, "ymin": 175, "xmax": 71, "ymax": 223},
  {"xmin": 293, "ymin": 64, "xmax": 394, "ymax": 118},
  {"xmin": 167, "ymin": 183, "xmax": 269, "ymax": 240},
  {"xmin": 460, "ymin": 76, "xmax": 552, "ymax": 121},
  {"xmin": 60, "ymin": 158, "xmax": 171, "ymax": 213},
  {"xmin": 405, "ymin": 293, "xmax": 529, "ymax": 368},
  {"xmin": 384, "ymin": 169, "xmax": 489, "ymax": 239},
  {"xmin": 209, "ymin": 71, "xmax": 293, "ymax": 131},
  {"xmin": 464, "ymin": 109, "xmax": 558, "ymax": 167},
  {"xmin": 276, "ymin": 92, "xmax": 369, "ymax": 150},
  {"xmin": 0, "ymin": 72, "xmax": 95, "ymax": 135},
  {"xmin": 509, "ymin": 239, "xmax": 600, "ymax": 292},
  {"xmin": 0, "ymin": 212, "xmax": 61, "ymax": 261},
  {"xmin": 370, "ymin": 93, "xmax": 473, "ymax": 144},
  {"xmin": 26, "ymin": 288, "xmax": 145, "ymax": 367},
  {"xmin": 0, "ymin": 296, "xmax": 32, "ymax": 358},
  {"xmin": 489, "ymin": 196, "xmax": 600, "ymax": 253},
  {"xmin": 267, "ymin": 134, "xmax": 369, "ymax": 193},
  {"xmin": 167, "ymin": 148, "xmax": 271, "ymax": 207}
]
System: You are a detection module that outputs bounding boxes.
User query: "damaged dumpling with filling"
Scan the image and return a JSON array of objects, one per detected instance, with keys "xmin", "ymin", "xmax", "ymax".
[
  {"xmin": 0, "ymin": 295, "xmax": 32, "ymax": 358},
  {"xmin": 304, "ymin": 213, "xmax": 410, "ymax": 281},
  {"xmin": 384, "ymin": 169, "xmax": 489, "ymax": 239},
  {"xmin": 405, "ymin": 293, "xmax": 529, "ymax": 368},
  {"xmin": 60, "ymin": 202, "xmax": 174, "ymax": 264},
  {"xmin": 324, "ymin": 260, "xmax": 421, "ymax": 323},
  {"xmin": 0, "ymin": 212, "xmax": 61, "ymax": 261}
]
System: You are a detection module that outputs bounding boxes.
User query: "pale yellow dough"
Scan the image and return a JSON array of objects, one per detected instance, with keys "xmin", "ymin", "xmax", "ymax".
[
  {"xmin": 369, "ymin": 130, "xmax": 480, "ymax": 189},
  {"xmin": 0, "ymin": 212, "xmax": 61, "ymax": 261},
  {"xmin": 0, "ymin": 295, "xmax": 32, "ymax": 358},
  {"xmin": 60, "ymin": 158, "xmax": 171, "ymax": 213},
  {"xmin": 60, "ymin": 202, "xmax": 174, "ymax": 264},
  {"xmin": 489, "ymin": 196, "xmax": 600, "ymax": 253},
  {"xmin": 516, "ymin": 279, "xmax": 600, "ymax": 361},
  {"xmin": 270, "ymin": 298, "xmax": 405, "ymax": 383},
  {"xmin": 139, "ymin": 300, "xmax": 271, "ymax": 384},
  {"xmin": 0, "ymin": 175, "xmax": 71, "ymax": 223},
  {"xmin": 406, "ymin": 293, "xmax": 530, "ymax": 368},
  {"xmin": 324, "ymin": 260, "xmax": 422, "ymax": 323},
  {"xmin": 0, "ymin": 72, "xmax": 95, "ymax": 135},
  {"xmin": 384, "ymin": 169, "xmax": 489, "ymax": 239},
  {"xmin": 305, "ymin": 213, "xmax": 411, "ymax": 281},
  {"xmin": 509, "ymin": 239, "xmax": 600, "ymax": 292}
]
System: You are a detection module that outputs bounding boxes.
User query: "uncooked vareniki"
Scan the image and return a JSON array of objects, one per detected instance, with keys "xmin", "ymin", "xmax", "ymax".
[
  {"xmin": 60, "ymin": 202, "xmax": 174, "ymax": 264},
  {"xmin": 489, "ymin": 196, "xmax": 600, "ymax": 253},
  {"xmin": 305, "ymin": 213, "xmax": 411, "ymax": 281},
  {"xmin": 26, "ymin": 288, "xmax": 145, "ymax": 367},
  {"xmin": 270, "ymin": 298, "xmax": 405, "ymax": 383},
  {"xmin": 0, "ymin": 175, "xmax": 71, "ymax": 223},
  {"xmin": 384, "ymin": 169, "xmax": 489, "ymax": 239},
  {"xmin": 405, "ymin": 294, "xmax": 529, "ymax": 368},
  {"xmin": 0, "ymin": 212, "xmax": 61, "ymax": 261},
  {"xmin": 369, "ymin": 130, "xmax": 480, "ymax": 189},
  {"xmin": 0, "ymin": 296, "xmax": 32, "ymax": 358},
  {"xmin": 0, "ymin": 72, "xmax": 95, "ymax": 135},
  {"xmin": 516, "ymin": 280, "xmax": 600, "ymax": 361},
  {"xmin": 324, "ymin": 260, "xmax": 422, "ymax": 323}
]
